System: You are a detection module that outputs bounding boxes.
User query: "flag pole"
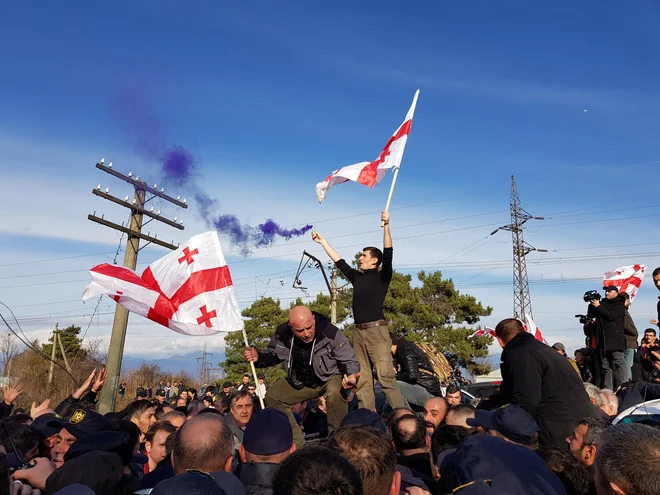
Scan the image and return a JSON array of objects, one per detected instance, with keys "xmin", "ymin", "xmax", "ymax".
[
  {"xmin": 242, "ymin": 328, "xmax": 265, "ymax": 408},
  {"xmin": 381, "ymin": 167, "xmax": 401, "ymax": 227}
]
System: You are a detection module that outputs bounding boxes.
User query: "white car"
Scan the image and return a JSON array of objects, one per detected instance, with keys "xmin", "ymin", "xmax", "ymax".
[{"xmin": 612, "ymin": 398, "xmax": 660, "ymax": 425}]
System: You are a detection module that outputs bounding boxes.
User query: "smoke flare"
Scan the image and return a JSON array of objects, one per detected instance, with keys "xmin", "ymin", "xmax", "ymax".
[{"xmin": 111, "ymin": 89, "xmax": 310, "ymax": 255}]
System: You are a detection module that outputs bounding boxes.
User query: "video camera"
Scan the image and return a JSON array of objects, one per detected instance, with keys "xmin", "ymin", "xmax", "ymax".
[
  {"xmin": 583, "ymin": 289, "xmax": 601, "ymax": 303},
  {"xmin": 575, "ymin": 314, "xmax": 592, "ymax": 325}
]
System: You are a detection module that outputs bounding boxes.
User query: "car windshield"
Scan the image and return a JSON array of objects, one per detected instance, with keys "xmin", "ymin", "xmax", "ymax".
[{"xmin": 620, "ymin": 415, "xmax": 660, "ymax": 425}]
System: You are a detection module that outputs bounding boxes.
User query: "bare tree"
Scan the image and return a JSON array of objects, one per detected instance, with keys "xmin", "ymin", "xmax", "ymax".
[{"xmin": 0, "ymin": 332, "xmax": 19, "ymax": 377}]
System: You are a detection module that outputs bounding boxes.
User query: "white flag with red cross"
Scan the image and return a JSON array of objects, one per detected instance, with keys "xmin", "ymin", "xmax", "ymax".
[
  {"xmin": 603, "ymin": 264, "xmax": 647, "ymax": 301},
  {"xmin": 81, "ymin": 231, "xmax": 244, "ymax": 336},
  {"xmin": 471, "ymin": 327, "xmax": 497, "ymax": 338},
  {"xmin": 524, "ymin": 313, "xmax": 546, "ymax": 344},
  {"xmin": 315, "ymin": 90, "xmax": 420, "ymax": 203}
]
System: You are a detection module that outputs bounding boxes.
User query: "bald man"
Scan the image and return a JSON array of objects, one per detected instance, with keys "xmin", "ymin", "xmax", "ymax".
[
  {"xmin": 423, "ymin": 397, "xmax": 449, "ymax": 433},
  {"xmin": 245, "ymin": 306, "xmax": 360, "ymax": 447},
  {"xmin": 172, "ymin": 413, "xmax": 234, "ymax": 474}
]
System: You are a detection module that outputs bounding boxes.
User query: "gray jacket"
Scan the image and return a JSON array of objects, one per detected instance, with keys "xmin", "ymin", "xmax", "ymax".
[{"xmin": 256, "ymin": 313, "xmax": 360, "ymax": 388}]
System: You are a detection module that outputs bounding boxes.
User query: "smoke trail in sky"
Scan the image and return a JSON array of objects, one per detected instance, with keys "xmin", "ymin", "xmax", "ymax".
[{"xmin": 111, "ymin": 89, "xmax": 311, "ymax": 255}]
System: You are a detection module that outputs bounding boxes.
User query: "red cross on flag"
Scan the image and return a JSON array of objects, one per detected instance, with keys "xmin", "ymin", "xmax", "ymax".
[
  {"xmin": 471, "ymin": 327, "xmax": 497, "ymax": 338},
  {"xmin": 315, "ymin": 90, "xmax": 420, "ymax": 203},
  {"xmin": 81, "ymin": 231, "xmax": 244, "ymax": 336},
  {"xmin": 603, "ymin": 264, "xmax": 647, "ymax": 302}
]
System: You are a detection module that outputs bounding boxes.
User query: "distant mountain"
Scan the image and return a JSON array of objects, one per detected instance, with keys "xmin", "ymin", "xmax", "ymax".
[{"xmin": 122, "ymin": 350, "xmax": 225, "ymax": 375}]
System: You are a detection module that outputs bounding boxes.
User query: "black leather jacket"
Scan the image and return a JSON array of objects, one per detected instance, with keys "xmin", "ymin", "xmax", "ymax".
[{"xmin": 393, "ymin": 339, "xmax": 442, "ymax": 396}]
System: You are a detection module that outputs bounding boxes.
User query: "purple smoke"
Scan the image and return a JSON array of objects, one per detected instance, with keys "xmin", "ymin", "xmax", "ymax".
[
  {"xmin": 255, "ymin": 220, "xmax": 313, "ymax": 247},
  {"xmin": 161, "ymin": 146, "xmax": 196, "ymax": 186},
  {"xmin": 112, "ymin": 88, "xmax": 311, "ymax": 255}
]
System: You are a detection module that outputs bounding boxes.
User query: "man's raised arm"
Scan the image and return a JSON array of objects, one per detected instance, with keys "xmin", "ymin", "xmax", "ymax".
[
  {"xmin": 312, "ymin": 231, "xmax": 341, "ymax": 262},
  {"xmin": 382, "ymin": 211, "xmax": 392, "ymax": 249}
]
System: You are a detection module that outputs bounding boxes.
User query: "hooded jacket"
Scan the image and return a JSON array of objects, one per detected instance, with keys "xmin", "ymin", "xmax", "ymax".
[{"xmin": 256, "ymin": 313, "xmax": 359, "ymax": 389}]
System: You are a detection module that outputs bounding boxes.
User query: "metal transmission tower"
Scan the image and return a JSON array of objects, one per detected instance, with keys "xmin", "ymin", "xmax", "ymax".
[
  {"xmin": 197, "ymin": 343, "xmax": 214, "ymax": 386},
  {"xmin": 491, "ymin": 175, "xmax": 546, "ymax": 319}
]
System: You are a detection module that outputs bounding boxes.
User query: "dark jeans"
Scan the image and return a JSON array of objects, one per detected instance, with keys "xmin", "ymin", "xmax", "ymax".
[
  {"xmin": 600, "ymin": 350, "xmax": 626, "ymax": 390},
  {"xmin": 264, "ymin": 375, "xmax": 347, "ymax": 448}
]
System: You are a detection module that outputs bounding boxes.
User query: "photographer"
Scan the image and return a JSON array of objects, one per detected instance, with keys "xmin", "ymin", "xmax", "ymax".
[{"xmin": 587, "ymin": 286, "xmax": 626, "ymax": 390}]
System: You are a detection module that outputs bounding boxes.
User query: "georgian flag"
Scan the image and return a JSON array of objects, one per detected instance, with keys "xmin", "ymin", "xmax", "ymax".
[
  {"xmin": 524, "ymin": 313, "xmax": 546, "ymax": 344},
  {"xmin": 603, "ymin": 264, "xmax": 647, "ymax": 302},
  {"xmin": 472, "ymin": 327, "xmax": 497, "ymax": 338},
  {"xmin": 315, "ymin": 90, "xmax": 420, "ymax": 203},
  {"xmin": 82, "ymin": 231, "xmax": 244, "ymax": 336}
]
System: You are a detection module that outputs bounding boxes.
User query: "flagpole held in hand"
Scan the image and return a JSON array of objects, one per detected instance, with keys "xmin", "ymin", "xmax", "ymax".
[
  {"xmin": 381, "ymin": 167, "xmax": 401, "ymax": 227},
  {"xmin": 242, "ymin": 329, "xmax": 265, "ymax": 409}
]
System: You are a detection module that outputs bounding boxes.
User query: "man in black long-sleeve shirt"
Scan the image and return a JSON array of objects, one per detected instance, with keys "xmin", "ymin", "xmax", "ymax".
[{"xmin": 313, "ymin": 211, "xmax": 405, "ymax": 410}]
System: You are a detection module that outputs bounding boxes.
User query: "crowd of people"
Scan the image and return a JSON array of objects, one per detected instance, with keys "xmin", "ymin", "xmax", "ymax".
[{"xmin": 2, "ymin": 213, "xmax": 660, "ymax": 494}]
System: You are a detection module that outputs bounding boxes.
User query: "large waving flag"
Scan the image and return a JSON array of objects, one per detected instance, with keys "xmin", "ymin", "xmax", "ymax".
[
  {"xmin": 82, "ymin": 231, "xmax": 244, "ymax": 336},
  {"xmin": 315, "ymin": 90, "xmax": 420, "ymax": 203},
  {"xmin": 525, "ymin": 313, "xmax": 546, "ymax": 343},
  {"xmin": 603, "ymin": 264, "xmax": 647, "ymax": 301}
]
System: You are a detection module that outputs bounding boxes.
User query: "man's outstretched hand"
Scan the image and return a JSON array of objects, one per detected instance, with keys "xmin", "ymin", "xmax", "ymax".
[
  {"xmin": 341, "ymin": 373, "xmax": 360, "ymax": 390},
  {"xmin": 3, "ymin": 382, "xmax": 24, "ymax": 405},
  {"xmin": 244, "ymin": 347, "xmax": 259, "ymax": 363},
  {"xmin": 311, "ymin": 231, "xmax": 325, "ymax": 244}
]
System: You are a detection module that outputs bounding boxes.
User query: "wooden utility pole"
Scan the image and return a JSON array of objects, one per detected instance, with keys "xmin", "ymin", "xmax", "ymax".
[
  {"xmin": 47, "ymin": 330, "xmax": 57, "ymax": 385},
  {"xmin": 90, "ymin": 160, "xmax": 188, "ymax": 413},
  {"xmin": 57, "ymin": 332, "xmax": 71, "ymax": 373}
]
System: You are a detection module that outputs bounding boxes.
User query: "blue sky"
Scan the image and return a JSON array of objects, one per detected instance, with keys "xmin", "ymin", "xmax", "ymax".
[{"xmin": 1, "ymin": 1, "xmax": 660, "ymax": 362}]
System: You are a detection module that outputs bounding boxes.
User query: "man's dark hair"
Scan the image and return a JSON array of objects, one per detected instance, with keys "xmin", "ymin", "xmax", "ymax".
[
  {"xmin": 362, "ymin": 247, "xmax": 383, "ymax": 268},
  {"xmin": 243, "ymin": 374, "xmax": 250, "ymax": 379},
  {"xmin": 187, "ymin": 400, "xmax": 206, "ymax": 418},
  {"xmin": 145, "ymin": 420, "xmax": 177, "ymax": 445},
  {"xmin": 327, "ymin": 426, "xmax": 396, "ymax": 495},
  {"xmin": 162, "ymin": 411, "xmax": 186, "ymax": 425},
  {"xmin": 230, "ymin": 390, "xmax": 254, "ymax": 407},
  {"xmin": 653, "ymin": 267, "xmax": 660, "ymax": 278},
  {"xmin": 272, "ymin": 446, "xmax": 362, "ymax": 495},
  {"xmin": 154, "ymin": 405, "xmax": 171, "ymax": 420},
  {"xmin": 645, "ymin": 328, "xmax": 657, "ymax": 336},
  {"xmin": 121, "ymin": 399, "xmax": 154, "ymax": 421},
  {"xmin": 384, "ymin": 407, "xmax": 414, "ymax": 434},
  {"xmin": 495, "ymin": 318, "xmax": 525, "ymax": 342},
  {"xmin": 538, "ymin": 448, "xmax": 593, "ymax": 495},
  {"xmin": 0, "ymin": 424, "xmax": 41, "ymax": 458},
  {"xmin": 107, "ymin": 419, "xmax": 141, "ymax": 462},
  {"xmin": 205, "ymin": 385, "xmax": 215, "ymax": 394},
  {"xmin": 445, "ymin": 384, "xmax": 461, "ymax": 396},
  {"xmin": 595, "ymin": 423, "xmax": 660, "ymax": 495},
  {"xmin": 430, "ymin": 424, "xmax": 470, "ymax": 463},
  {"xmin": 172, "ymin": 415, "xmax": 233, "ymax": 473},
  {"xmin": 197, "ymin": 408, "xmax": 222, "ymax": 417},
  {"xmin": 619, "ymin": 291, "xmax": 630, "ymax": 301},
  {"xmin": 392, "ymin": 414, "xmax": 427, "ymax": 452},
  {"xmin": 578, "ymin": 417, "xmax": 610, "ymax": 447}
]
